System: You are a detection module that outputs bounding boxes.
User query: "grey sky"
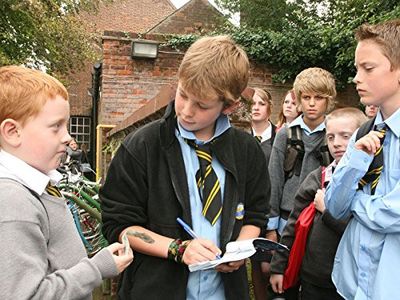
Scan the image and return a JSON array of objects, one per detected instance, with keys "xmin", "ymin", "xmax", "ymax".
[{"xmin": 170, "ymin": 0, "xmax": 190, "ymax": 8}]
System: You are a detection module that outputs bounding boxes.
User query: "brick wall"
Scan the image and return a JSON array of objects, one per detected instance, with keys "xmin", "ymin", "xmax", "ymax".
[
  {"xmin": 67, "ymin": 0, "xmax": 176, "ymax": 120},
  {"xmin": 67, "ymin": 62, "xmax": 93, "ymax": 116},
  {"xmin": 100, "ymin": 33, "xmax": 359, "ymax": 128},
  {"xmin": 100, "ymin": 33, "xmax": 180, "ymax": 125}
]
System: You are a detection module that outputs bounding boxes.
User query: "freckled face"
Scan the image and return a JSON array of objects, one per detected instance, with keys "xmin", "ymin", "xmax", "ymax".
[{"xmin": 19, "ymin": 95, "xmax": 71, "ymax": 173}]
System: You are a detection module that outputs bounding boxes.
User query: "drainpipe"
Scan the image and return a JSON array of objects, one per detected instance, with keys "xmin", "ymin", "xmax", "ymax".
[
  {"xmin": 91, "ymin": 62, "xmax": 102, "ymax": 173},
  {"xmin": 96, "ymin": 124, "xmax": 116, "ymax": 182}
]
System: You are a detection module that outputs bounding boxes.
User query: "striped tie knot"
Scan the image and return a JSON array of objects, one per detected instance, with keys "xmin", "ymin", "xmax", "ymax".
[
  {"xmin": 358, "ymin": 124, "xmax": 387, "ymax": 195},
  {"xmin": 185, "ymin": 139, "xmax": 222, "ymax": 226},
  {"xmin": 255, "ymin": 136, "xmax": 262, "ymax": 143},
  {"xmin": 46, "ymin": 183, "xmax": 62, "ymax": 198}
]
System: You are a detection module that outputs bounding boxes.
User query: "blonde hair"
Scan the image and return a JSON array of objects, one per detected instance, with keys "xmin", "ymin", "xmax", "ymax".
[
  {"xmin": 0, "ymin": 65, "xmax": 68, "ymax": 125},
  {"xmin": 293, "ymin": 67, "xmax": 336, "ymax": 113},
  {"xmin": 325, "ymin": 107, "xmax": 367, "ymax": 128},
  {"xmin": 355, "ymin": 19, "xmax": 400, "ymax": 69},
  {"xmin": 178, "ymin": 35, "xmax": 250, "ymax": 106},
  {"xmin": 252, "ymin": 87, "xmax": 273, "ymax": 117}
]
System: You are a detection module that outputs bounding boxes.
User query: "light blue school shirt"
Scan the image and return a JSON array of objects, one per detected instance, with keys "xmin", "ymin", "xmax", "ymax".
[
  {"xmin": 325, "ymin": 109, "xmax": 400, "ymax": 300},
  {"xmin": 290, "ymin": 114, "xmax": 326, "ymax": 136},
  {"xmin": 268, "ymin": 114, "xmax": 325, "ymax": 233},
  {"xmin": 176, "ymin": 115, "xmax": 230, "ymax": 300}
]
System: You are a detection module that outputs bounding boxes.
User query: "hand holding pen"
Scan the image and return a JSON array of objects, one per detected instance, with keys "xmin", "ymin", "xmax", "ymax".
[{"xmin": 176, "ymin": 217, "xmax": 222, "ymax": 261}]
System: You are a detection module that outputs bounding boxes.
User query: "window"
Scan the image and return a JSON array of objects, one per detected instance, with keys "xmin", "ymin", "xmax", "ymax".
[{"xmin": 69, "ymin": 116, "xmax": 91, "ymax": 151}]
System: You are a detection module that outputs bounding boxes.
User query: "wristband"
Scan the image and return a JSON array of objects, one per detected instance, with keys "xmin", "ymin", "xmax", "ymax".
[{"xmin": 168, "ymin": 239, "xmax": 191, "ymax": 263}]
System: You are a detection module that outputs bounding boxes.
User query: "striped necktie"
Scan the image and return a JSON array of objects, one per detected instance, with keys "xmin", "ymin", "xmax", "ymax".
[
  {"xmin": 46, "ymin": 183, "xmax": 62, "ymax": 198},
  {"xmin": 186, "ymin": 139, "xmax": 222, "ymax": 226},
  {"xmin": 255, "ymin": 135, "xmax": 262, "ymax": 143},
  {"xmin": 359, "ymin": 125, "xmax": 387, "ymax": 195}
]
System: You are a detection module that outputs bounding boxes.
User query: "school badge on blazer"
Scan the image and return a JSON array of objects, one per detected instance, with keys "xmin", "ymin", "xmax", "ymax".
[{"xmin": 235, "ymin": 203, "xmax": 244, "ymax": 220}]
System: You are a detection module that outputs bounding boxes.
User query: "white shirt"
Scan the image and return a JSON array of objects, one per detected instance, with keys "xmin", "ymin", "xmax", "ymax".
[
  {"xmin": 252, "ymin": 121, "xmax": 272, "ymax": 142},
  {"xmin": 0, "ymin": 150, "xmax": 62, "ymax": 196}
]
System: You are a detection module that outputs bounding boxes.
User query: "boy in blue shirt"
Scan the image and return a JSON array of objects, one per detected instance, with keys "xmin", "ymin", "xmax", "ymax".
[
  {"xmin": 100, "ymin": 36, "xmax": 270, "ymax": 299},
  {"xmin": 325, "ymin": 19, "xmax": 400, "ymax": 300},
  {"xmin": 270, "ymin": 107, "xmax": 367, "ymax": 299}
]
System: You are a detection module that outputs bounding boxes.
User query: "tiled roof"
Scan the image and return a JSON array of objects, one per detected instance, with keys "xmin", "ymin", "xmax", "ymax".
[
  {"xmin": 82, "ymin": 0, "xmax": 176, "ymax": 33},
  {"xmin": 147, "ymin": 0, "xmax": 224, "ymax": 34}
]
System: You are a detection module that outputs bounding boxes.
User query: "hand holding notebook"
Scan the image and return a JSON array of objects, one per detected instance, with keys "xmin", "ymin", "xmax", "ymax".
[{"xmin": 188, "ymin": 238, "xmax": 289, "ymax": 272}]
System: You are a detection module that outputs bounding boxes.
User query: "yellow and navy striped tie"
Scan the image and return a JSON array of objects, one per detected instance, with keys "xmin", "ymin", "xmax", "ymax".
[
  {"xmin": 186, "ymin": 139, "xmax": 222, "ymax": 226},
  {"xmin": 46, "ymin": 183, "xmax": 62, "ymax": 198},
  {"xmin": 255, "ymin": 135, "xmax": 262, "ymax": 143},
  {"xmin": 359, "ymin": 125, "xmax": 387, "ymax": 195}
]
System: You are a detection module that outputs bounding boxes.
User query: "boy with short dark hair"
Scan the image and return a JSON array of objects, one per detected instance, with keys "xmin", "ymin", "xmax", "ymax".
[
  {"xmin": 325, "ymin": 19, "xmax": 400, "ymax": 300},
  {"xmin": 269, "ymin": 107, "xmax": 367, "ymax": 299},
  {"xmin": 100, "ymin": 35, "xmax": 270, "ymax": 299},
  {"xmin": 0, "ymin": 65, "xmax": 133, "ymax": 299}
]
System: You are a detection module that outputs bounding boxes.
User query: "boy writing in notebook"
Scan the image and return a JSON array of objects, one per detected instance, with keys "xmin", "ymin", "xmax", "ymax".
[
  {"xmin": 0, "ymin": 66, "xmax": 133, "ymax": 299},
  {"xmin": 325, "ymin": 19, "xmax": 400, "ymax": 300},
  {"xmin": 100, "ymin": 35, "xmax": 270, "ymax": 299}
]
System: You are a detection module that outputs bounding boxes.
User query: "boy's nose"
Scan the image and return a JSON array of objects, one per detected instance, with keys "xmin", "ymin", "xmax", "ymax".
[
  {"xmin": 182, "ymin": 103, "xmax": 194, "ymax": 117},
  {"xmin": 353, "ymin": 71, "xmax": 360, "ymax": 83},
  {"xmin": 63, "ymin": 131, "xmax": 72, "ymax": 144}
]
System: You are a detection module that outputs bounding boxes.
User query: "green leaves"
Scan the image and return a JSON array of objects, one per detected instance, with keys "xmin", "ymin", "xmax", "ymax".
[
  {"xmin": 0, "ymin": 0, "xmax": 102, "ymax": 77},
  {"xmin": 168, "ymin": 0, "xmax": 400, "ymax": 89}
]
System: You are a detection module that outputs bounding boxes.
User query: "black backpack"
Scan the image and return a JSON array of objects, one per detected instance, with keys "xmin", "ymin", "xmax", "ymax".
[{"xmin": 283, "ymin": 125, "xmax": 332, "ymax": 180}]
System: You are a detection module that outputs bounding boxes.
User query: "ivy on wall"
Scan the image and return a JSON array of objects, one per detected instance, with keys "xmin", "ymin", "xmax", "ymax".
[{"xmin": 164, "ymin": 2, "xmax": 400, "ymax": 90}]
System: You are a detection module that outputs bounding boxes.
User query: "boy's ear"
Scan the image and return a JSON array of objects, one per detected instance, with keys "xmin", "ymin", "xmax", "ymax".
[
  {"xmin": 0, "ymin": 119, "xmax": 22, "ymax": 147},
  {"xmin": 222, "ymin": 99, "xmax": 241, "ymax": 115}
]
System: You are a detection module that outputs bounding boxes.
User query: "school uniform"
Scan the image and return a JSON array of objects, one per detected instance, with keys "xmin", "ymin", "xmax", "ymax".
[
  {"xmin": 325, "ymin": 109, "xmax": 400, "ymax": 300},
  {"xmin": 267, "ymin": 115, "xmax": 327, "ymax": 234},
  {"xmin": 100, "ymin": 101, "xmax": 270, "ymax": 300},
  {"xmin": 270, "ymin": 164, "xmax": 346, "ymax": 299}
]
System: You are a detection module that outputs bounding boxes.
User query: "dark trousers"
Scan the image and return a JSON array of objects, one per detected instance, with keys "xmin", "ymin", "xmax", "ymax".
[{"xmin": 300, "ymin": 281, "xmax": 343, "ymax": 300}]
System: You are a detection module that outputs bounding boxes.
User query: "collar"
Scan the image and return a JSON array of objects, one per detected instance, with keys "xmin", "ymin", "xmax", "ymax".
[
  {"xmin": 177, "ymin": 114, "xmax": 231, "ymax": 144},
  {"xmin": 324, "ymin": 160, "xmax": 337, "ymax": 184},
  {"xmin": 375, "ymin": 108, "xmax": 400, "ymax": 138},
  {"xmin": 252, "ymin": 121, "xmax": 272, "ymax": 142},
  {"xmin": 0, "ymin": 150, "xmax": 62, "ymax": 195},
  {"xmin": 290, "ymin": 114, "xmax": 325, "ymax": 134}
]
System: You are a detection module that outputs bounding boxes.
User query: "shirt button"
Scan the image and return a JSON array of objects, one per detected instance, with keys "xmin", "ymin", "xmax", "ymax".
[
  {"xmin": 361, "ymin": 272, "xmax": 366, "ymax": 278},
  {"xmin": 203, "ymin": 275, "xmax": 208, "ymax": 280}
]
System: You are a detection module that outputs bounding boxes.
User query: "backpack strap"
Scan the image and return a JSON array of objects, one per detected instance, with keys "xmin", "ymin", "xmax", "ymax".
[
  {"xmin": 313, "ymin": 137, "xmax": 333, "ymax": 167},
  {"xmin": 284, "ymin": 125, "xmax": 305, "ymax": 179}
]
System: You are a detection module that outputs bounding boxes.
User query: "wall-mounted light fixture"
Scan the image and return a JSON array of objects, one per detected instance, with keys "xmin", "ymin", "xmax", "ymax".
[{"xmin": 131, "ymin": 39, "xmax": 159, "ymax": 59}]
